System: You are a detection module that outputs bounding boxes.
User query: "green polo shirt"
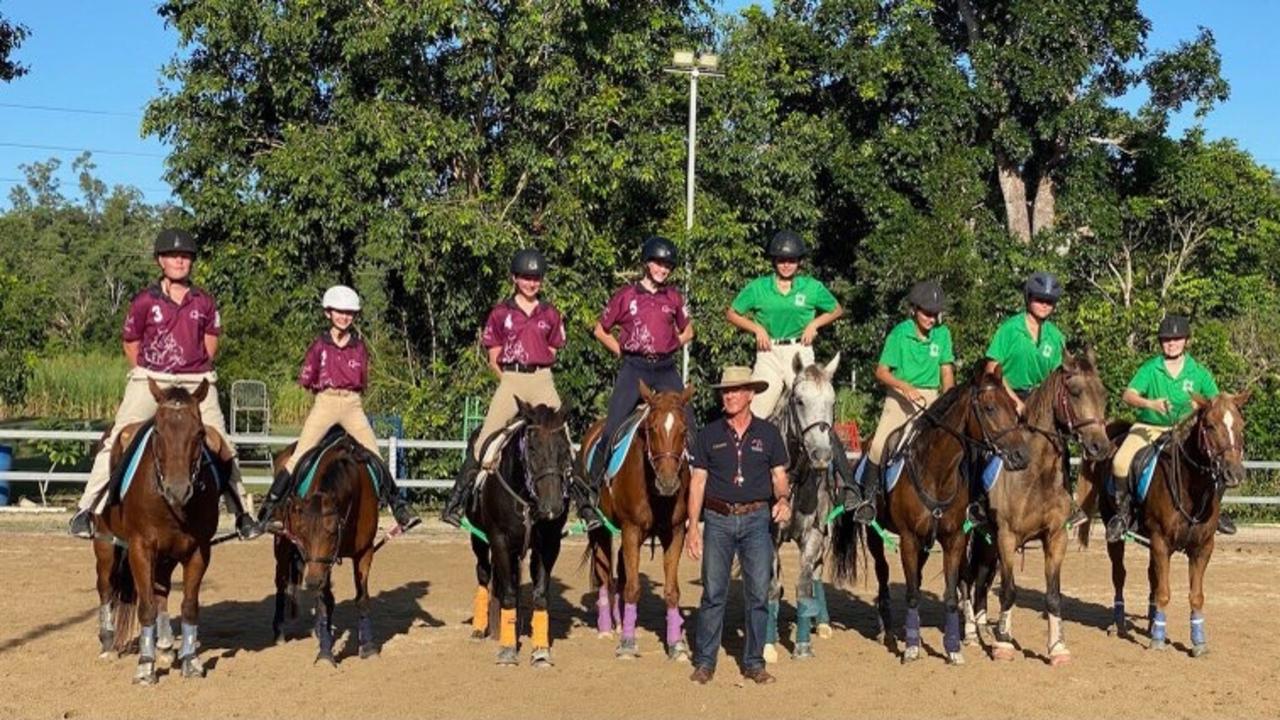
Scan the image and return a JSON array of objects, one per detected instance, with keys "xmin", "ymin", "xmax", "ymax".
[
  {"xmin": 878, "ymin": 319, "xmax": 954, "ymax": 389},
  {"xmin": 1128, "ymin": 354, "xmax": 1220, "ymax": 426},
  {"xmin": 984, "ymin": 312, "xmax": 1066, "ymax": 391},
  {"xmin": 731, "ymin": 274, "xmax": 838, "ymax": 341}
]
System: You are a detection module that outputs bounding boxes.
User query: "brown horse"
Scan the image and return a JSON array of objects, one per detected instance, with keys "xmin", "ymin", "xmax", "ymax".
[
  {"xmin": 582, "ymin": 381, "xmax": 694, "ymax": 660},
  {"xmin": 1078, "ymin": 392, "xmax": 1249, "ymax": 656},
  {"xmin": 962, "ymin": 351, "xmax": 1110, "ymax": 666},
  {"xmin": 269, "ymin": 431, "xmax": 381, "ymax": 665},
  {"xmin": 835, "ymin": 365, "xmax": 1030, "ymax": 665},
  {"xmin": 92, "ymin": 379, "xmax": 223, "ymax": 684}
]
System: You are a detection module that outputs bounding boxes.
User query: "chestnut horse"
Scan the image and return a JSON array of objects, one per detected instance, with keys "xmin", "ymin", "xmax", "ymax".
[
  {"xmin": 962, "ymin": 351, "xmax": 1110, "ymax": 666},
  {"xmin": 835, "ymin": 365, "xmax": 1030, "ymax": 665},
  {"xmin": 1078, "ymin": 392, "xmax": 1249, "ymax": 657},
  {"xmin": 582, "ymin": 381, "xmax": 694, "ymax": 660},
  {"xmin": 269, "ymin": 430, "xmax": 382, "ymax": 665},
  {"xmin": 92, "ymin": 379, "xmax": 223, "ymax": 684}
]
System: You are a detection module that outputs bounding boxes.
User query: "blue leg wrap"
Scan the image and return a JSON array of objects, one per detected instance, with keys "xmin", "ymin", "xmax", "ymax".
[
  {"xmin": 1190, "ymin": 611, "xmax": 1206, "ymax": 646},
  {"xmin": 1113, "ymin": 596, "xmax": 1125, "ymax": 629},
  {"xmin": 943, "ymin": 609, "xmax": 962, "ymax": 654},
  {"xmin": 905, "ymin": 608, "xmax": 921, "ymax": 647},
  {"xmin": 813, "ymin": 580, "xmax": 830, "ymax": 625},
  {"xmin": 765, "ymin": 600, "xmax": 779, "ymax": 644},
  {"xmin": 1150, "ymin": 609, "xmax": 1167, "ymax": 643},
  {"xmin": 139, "ymin": 625, "xmax": 156, "ymax": 660}
]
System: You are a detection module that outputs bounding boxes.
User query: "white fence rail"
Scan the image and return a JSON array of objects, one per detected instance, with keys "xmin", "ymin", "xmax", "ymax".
[{"xmin": 2, "ymin": 428, "xmax": 1280, "ymax": 503}]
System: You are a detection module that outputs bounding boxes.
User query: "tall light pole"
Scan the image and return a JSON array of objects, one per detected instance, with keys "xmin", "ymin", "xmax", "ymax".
[{"xmin": 666, "ymin": 50, "xmax": 722, "ymax": 384}]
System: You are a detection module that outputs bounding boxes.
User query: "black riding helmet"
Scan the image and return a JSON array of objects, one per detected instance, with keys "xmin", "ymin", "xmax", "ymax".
[
  {"xmin": 767, "ymin": 230, "xmax": 808, "ymax": 260},
  {"xmin": 1157, "ymin": 315, "xmax": 1191, "ymax": 340},
  {"xmin": 908, "ymin": 281, "xmax": 945, "ymax": 315},
  {"xmin": 1024, "ymin": 271, "xmax": 1062, "ymax": 303},
  {"xmin": 154, "ymin": 228, "xmax": 197, "ymax": 256},
  {"xmin": 510, "ymin": 248, "xmax": 547, "ymax": 277},
  {"xmin": 641, "ymin": 235, "xmax": 678, "ymax": 266}
]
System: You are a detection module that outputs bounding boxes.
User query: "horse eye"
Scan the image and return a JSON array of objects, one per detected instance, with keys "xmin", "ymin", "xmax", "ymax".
[{"xmin": 1069, "ymin": 387, "xmax": 1082, "ymax": 398}]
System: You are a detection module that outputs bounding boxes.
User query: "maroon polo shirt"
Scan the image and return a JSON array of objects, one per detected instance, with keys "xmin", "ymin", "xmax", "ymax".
[
  {"xmin": 482, "ymin": 297, "xmax": 566, "ymax": 367},
  {"xmin": 599, "ymin": 283, "xmax": 690, "ymax": 356},
  {"xmin": 123, "ymin": 282, "xmax": 221, "ymax": 374},
  {"xmin": 298, "ymin": 332, "xmax": 370, "ymax": 392}
]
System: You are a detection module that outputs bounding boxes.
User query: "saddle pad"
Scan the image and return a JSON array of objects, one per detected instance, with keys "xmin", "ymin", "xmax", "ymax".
[
  {"xmin": 1135, "ymin": 437, "xmax": 1168, "ymax": 503},
  {"xmin": 476, "ymin": 417, "xmax": 529, "ymax": 476},
  {"xmin": 884, "ymin": 457, "xmax": 904, "ymax": 494},
  {"xmin": 982, "ymin": 456, "xmax": 1004, "ymax": 492},
  {"xmin": 116, "ymin": 425, "xmax": 156, "ymax": 501},
  {"xmin": 295, "ymin": 427, "xmax": 373, "ymax": 498},
  {"xmin": 586, "ymin": 406, "xmax": 649, "ymax": 482}
]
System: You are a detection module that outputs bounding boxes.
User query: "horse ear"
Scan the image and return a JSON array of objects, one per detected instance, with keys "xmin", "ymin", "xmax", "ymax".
[
  {"xmin": 1084, "ymin": 346, "xmax": 1098, "ymax": 367},
  {"xmin": 1061, "ymin": 348, "xmax": 1077, "ymax": 370},
  {"xmin": 1190, "ymin": 393, "xmax": 1210, "ymax": 410},
  {"xmin": 514, "ymin": 396, "xmax": 533, "ymax": 418},
  {"xmin": 680, "ymin": 385, "xmax": 695, "ymax": 405},
  {"xmin": 553, "ymin": 402, "xmax": 571, "ymax": 426},
  {"xmin": 639, "ymin": 380, "xmax": 654, "ymax": 404},
  {"xmin": 193, "ymin": 379, "xmax": 210, "ymax": 403},
  {"xmin": 824, "ymin": 352, "xmax": 841, "ymax": 378},
  {"xmin": 985, "ymin": 361, "xmax": 1004, "ymax": 383},
  {"xmin": 1233, "ymin": 389, "xmax": 1252, "ymax": 407},
  {"xmin": 148, "ymin": 378, "xmax": 165, "ymax": 402},
  {"xmin": 792, "ymin": 353, "xmax": 806, "ymax": 374}
]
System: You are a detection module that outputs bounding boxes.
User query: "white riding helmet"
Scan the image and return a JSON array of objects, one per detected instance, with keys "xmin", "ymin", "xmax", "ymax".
[{"xmin": 322, "ymin": 285, "xmax": 362, "ymax": 312}]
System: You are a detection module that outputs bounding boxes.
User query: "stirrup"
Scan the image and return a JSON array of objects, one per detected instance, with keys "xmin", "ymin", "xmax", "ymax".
[{"xmin": 578, "ymin": 504, "xmax": 604, "ymax": 532}]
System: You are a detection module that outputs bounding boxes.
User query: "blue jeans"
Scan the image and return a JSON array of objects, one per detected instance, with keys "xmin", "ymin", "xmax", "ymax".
[{"xmin": 693, "ymin": 506, "xmax": 774, "ymax": 671}]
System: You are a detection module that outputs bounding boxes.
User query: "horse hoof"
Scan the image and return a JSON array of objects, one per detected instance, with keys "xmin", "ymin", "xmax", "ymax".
[
  {"xmin": 315, "ymin": 652, "xmax": 337, "ymax": 668},
  {"xmin": 668, "ymin": 640, "xmax": 690, "ymax": 663},
  {"xmin": 816, "ymin": 623, "xmax": 833, "ymax": 640},
  {"xmin": 901, "ymin": 645, "xmax": 920, "ymax": 664},
  {"xmin": 181, "ymin": 655, "xmax": 205, "ymax": 679},
  {"xmin": 531, "ymin": 648, "xmax": 554, "ymax": 668},
  {"xmin": 615, "ymin": 638, "xmax": 639, "ymax": 659},
  {"xmin": 496, "ymin": 646, "xmax": 519, "ymax": 666},
  {"xmin": 1108, "ymin": 623, "xmax": 1129, "ymax": 639},
  {"xmin": 947, "ymin": 651, "xmax": 965, "ymax": 666},
  {"xmin": 1191, "ymin": 644, "xmax": 1209, "ymax": 658},
  {"xmin": 991, "ymin": 643, "xmax": 1016, "ymax": 662},
  {"xmin": 793, "ymin": 642, "xmax": 815, "ymax": 660},
  {"xmin": 1149, "ymin": 639, "xmax": 1167, "ymax": 652},
  {"xmin": 470, "ymin": 629, "xmax": 487, "ymax": 642},
  {"xmin": 98, "ymin": 650, "xmax": 115, "ymax": 661},
  {"xmin": 359, "ymin": 644, "xmax": 380, "ymax": 660},
  {"xmin": 133, "ymin": 662, "xmax": 156, "ymax": 685},
  {"xmin": 963, "ymin": 632, "xmax": 979, "ymax": 647},
  {"xmin": 1049, "ymin": 652, "xmax": 1072, "ymax": 668},
  {"xmin": 762, "ymin": 643, "xmax": 778, "ymax": 664}
]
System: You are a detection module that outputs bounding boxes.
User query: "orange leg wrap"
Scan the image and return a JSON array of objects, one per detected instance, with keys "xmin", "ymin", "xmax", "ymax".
[
  {"xmin": 472, "ymin": 586, "xmax": 490, "ymax": 634},
  {"xmin": 532, "ymin": 609, "xmax": 550, "ymax": 649},
  {"xmin": 499, "ymin": 608, "xmax": 517, "ymax": 647}
]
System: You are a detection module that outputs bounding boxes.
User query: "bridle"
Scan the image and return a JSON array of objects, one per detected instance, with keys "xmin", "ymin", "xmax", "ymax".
[{"xmin": 642, "ymin": 404, "xmax": 688, "ymax": 474}]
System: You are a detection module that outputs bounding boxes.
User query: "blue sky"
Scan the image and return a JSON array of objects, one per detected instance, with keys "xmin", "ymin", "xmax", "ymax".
[{"xmin": 1, "ymin": 0, "xmax": 1276, "ymax": 208}]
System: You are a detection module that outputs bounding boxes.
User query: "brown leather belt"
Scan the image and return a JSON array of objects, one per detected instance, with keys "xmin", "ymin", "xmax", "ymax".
[{"xmin": 703, "ymin": 497, "xmax": 769, "ymax": 516}]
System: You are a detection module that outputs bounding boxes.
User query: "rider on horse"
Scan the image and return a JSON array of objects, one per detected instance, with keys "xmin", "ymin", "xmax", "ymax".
[
  {"xmin": 442, "ymin": 248, "xmax": 568, "ymax": 528},
  {"xmin": 726, "ymin": 230, "xmax": 871, "ymax": 519},
  {"xmin": 68, "ymin": 229, "xmax": 256, "ymax": 541},
  {"xmin": 578, "ymin": 235, "xmax": 695, "ymax": 529},
  {"xmin": 976, "ymin": 271, "xmax": 1087, "ymax": 528},
  {"xmin": 1106, "ymin": 315, "xmax": 1233, "ymax": 542},
  {"xmin": 859, "ymin": 280, "xmax": 955, "ymax": 491},
  {"xmin": 255, "ymin": 285, "xmax": 418, "ymax": 532}
]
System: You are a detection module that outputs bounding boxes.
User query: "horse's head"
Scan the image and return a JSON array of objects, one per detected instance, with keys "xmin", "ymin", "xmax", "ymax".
[
  {"xmin": 1055, "ymin": 349, "xmax": 1110, "ymax": 460},
  {"xmin": 969, "ymin": 366, "xmax": 1031, "ymax": 470},
  {"xmin": 639, "ymin": 380, "xmax": 694, "ymax": 496},
  {"xmin": 288, "ymin": 487, "xmax": 347, "ymax": 591},
  {"xmin": 1191, "ymin": 391, "xmax": 1250, "ymax": 488},
  {"xmin": 787, "ymin": 353, "xmax": 839, "ymax": 470},
  {"xmin": 148, "ymin": 378, "xmax": 208, "ymax": 508},
  {"xmin": 514, "ymin": 398, "xmax": 573, "ymax": 521}
]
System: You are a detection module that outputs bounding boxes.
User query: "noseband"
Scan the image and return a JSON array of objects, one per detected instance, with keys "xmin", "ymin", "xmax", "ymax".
[
  {"xmin": 150, "ymin": 427, "xmax": 209, "ymax": 509},
  {"xmin": 283, "ymin": 504, "xmax": 347, "ymax": 567},
  {"xmin": 642, "ymin": 406, "xmax": 688, "ymax": 473}
]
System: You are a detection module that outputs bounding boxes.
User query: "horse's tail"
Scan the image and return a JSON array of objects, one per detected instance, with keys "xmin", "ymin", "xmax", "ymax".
[
  {"xmin": 1074, "ymin": 458, "xmax": 1104, "ymax": 550},
  {"xmin": 109, "ymin": 546, "xmax": 138, "ymax": 654},
  {"xmin": 830, "ymin": 510, "xmax": 862, "ymax": 587}
]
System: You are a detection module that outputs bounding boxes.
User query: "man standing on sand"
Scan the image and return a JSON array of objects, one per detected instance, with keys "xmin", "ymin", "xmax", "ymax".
[{"xmin": 686, "ymin": 366, "xmax": 791, "ymax": 685}]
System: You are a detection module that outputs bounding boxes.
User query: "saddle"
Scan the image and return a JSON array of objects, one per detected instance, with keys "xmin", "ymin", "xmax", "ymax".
[
  {"xmin": 107, "ymin": 419, "xmax": 229, "ymax": 504},
  {"xmin": 292, "ymin": 425, "xmax": 388, "ymax": 498},
  {"xmin": 1105, "ymin": 433, "xmax": 1170, "ymax": 504},
  {"xmin": 585, "ymin": 405, "xmax": 649, "ymax": 484}
]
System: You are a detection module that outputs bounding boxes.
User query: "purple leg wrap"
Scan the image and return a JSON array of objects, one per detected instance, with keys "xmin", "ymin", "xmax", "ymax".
[
  {"xmin": 905, "ymin": 607, "xmax": 922, "ymax": 647},
  {"xmin": 622, "ymin": 603, "xmax": 638, "ymax": 641},
  {"xmin": 596, "ymin": 587, "xmax": 613, "ymax": 634},
  {"xmin": 944, "ymin": 610, "xmax": 961, "ymax": 654},
  {"xmin": 666, "ymin": 607, "xmax": 684, "ymax": 648}
]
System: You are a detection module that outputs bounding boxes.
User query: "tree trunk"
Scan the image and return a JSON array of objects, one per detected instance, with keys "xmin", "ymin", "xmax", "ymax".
[
  {"xmin": 1030, "ymin": 172, "xmax": 1056, "ymax": 236},
  {"xmin": 997, "ymin": 151, "xmax": 1031, "ymax": 243}
]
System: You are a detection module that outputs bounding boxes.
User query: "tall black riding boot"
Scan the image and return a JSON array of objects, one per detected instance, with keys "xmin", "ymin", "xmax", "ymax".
[
  {"xmin": 1216, "ymin": 484, "xmax": 1237, "ymax": 535},
  {"xmin": 1105, "ymin": 476, "xmax": 1133, "ymax": 544},
  {"xmin": 831, "ymin": 432, "xmax": 874, "ymax": 523},
  {"xmin": 442, "ymin": 454, "xmax": 479, "ymax": 528},
  {"xmin": 254, "ymin": 467, "xmax": 294, "ymax": 534},
  {"xmin": 373, "ymin": 461, "xmax": 418, "ymax": 530}
]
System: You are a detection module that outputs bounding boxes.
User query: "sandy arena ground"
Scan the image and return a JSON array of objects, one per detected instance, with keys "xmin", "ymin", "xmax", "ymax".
[{"xmin": 1, "ymin": 514, "xmax": 1278, "ymax": 719}]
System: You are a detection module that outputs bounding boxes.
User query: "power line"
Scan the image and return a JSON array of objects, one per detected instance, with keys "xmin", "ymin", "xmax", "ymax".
[
  {"xmin": 0, "ymin": 142, "xmax": 165, "ymax": 158},
  {"xmin": 0, "ymin": 101, "xmax": 139, "ymax": 118}
]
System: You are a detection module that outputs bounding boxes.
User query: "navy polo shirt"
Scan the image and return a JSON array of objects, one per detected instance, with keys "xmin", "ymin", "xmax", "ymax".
[{"xmin": 692, "ymin": 416, "xmax": 788, "ymax": 504}]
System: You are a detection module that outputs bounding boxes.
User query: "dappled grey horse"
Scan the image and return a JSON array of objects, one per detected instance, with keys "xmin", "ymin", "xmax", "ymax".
[{"xmin": 764, "ymin": 353, "xmax": 841, "ymax": 662}]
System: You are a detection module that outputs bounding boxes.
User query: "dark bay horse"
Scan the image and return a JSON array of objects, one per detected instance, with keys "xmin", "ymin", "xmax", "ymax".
[
  {"xmin": 92, "ymin": 379, "xmax": 223, "ymax": 684},
  {"xmin": 269, "ymin": 430, "xmax": 381, "ymax": 665},
  {"xmin": 765, "ymin": 353, "xmax": 841, "ymax": 662},
  {"xmin": 1079, "ymin": 392, "xmax": 1249, "ymax": 656},
  {"xmin": 963, "ymin": 351, "xmax": 1110, "ymax": 666},
  {"xmin": 467, "ymin": 400, "xmax": 571, "ymax": 667},
  {"xmin": 835, "ymin": 365, "xmax": 1029, "ymax": 665},
  {"xmin": 582, "ymin": 381, "xmax": 693, "ymax": 660}
]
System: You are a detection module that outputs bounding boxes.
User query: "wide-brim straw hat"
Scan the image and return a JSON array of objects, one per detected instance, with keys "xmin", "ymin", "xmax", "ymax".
[{"xmin": 711, "ymin": 366, "xmax": 769, "ymax": 393}]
